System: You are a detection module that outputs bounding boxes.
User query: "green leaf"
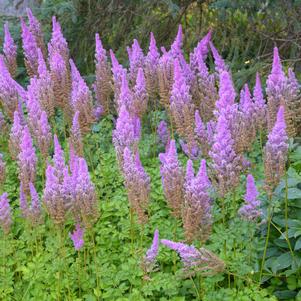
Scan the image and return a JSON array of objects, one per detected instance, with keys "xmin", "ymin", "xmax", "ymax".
[
  {"xmin": 288, "ymin": 188, "xmax": 301, "ymax": 199},
  {"xmin": 295, "ymin": 237, "xmax": 301, "ymax": 250}
]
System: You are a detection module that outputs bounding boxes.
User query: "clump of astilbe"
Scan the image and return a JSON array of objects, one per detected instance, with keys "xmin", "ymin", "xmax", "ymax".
[
  {"xmin": 20, "ymin": 18, "xmax": 39, "ymax": 77},
  {"xmin": 110, "ymin": 49, "xmax": 126, "ymax": 107},
  {"xmin": 266, "ymin": 47, "xmax": 287, "ymax": 131},
  {"xmin": 70, "ymin": 157, "xmax": 98, "ymax": 228},
  {"xmin": 70, "ymin": 111, "xmax": 83, "ymax": 156},
  {"xmin": 0, "ymin": 56, "xmax": 22, "ymax": 120},
  {"xmin": 48, "ymin": 16, "xmax": 69, "ymax": 64},
  {"xmin": 194, "ymin": 110, "xmax": 213, "ymax": 158},
  {"xmin": 49, "ymin": 51, "xmax": 71, "ymax": 116},
  {"xmin": 70, "ymin": 59, "xmax": 95, "ymax": 132},
  {"xmin": 35, "ymin": 48, "xmax": 55, "ymax": 117},
  {"xmin": 161, "ymin": 239, "xmax": 224, "ymax": 277},
  {"xmin": 170, "ymin": 59, "xmax": 196, "ymax": 158},
  {"xmin": 0, "ymin": 154, "xmax": 5, "ymax": 185},
  {"xmin": 112, "ymin": 105, "xmax": 141, "ymax": 165},
  {"xmin": 132, "ymin": 68, "xmax": 148, "ymax": 117},
  {"xmin": 9, "ymin": 111, "xmax": 24, "ymax": 160},
  {"xmin": 18, "ymin": 126, "xmax": 37, "ymax": 192},
  {"xmin": 144, "ymin": 32, "xmax": 160, "ymax": 99},
  {"xmin": 122, "ymin": 147, "xmax": 150, "ymax": 224},
  {"xmin": 264, "ymin": 106, "xmax": 288, "ymax": 195},
  {"xmin": 192, "ymin": 54, "xmax": 217, "ymax": 122},
  {"xmin": 253, "ymin": 73, "xmax": 266, "ymax": 131},
  {"xmin": 157, "ymin": 120, "xmax": 170, "ymax": 147},
  {"xmin": 157, "ymin": 49, "xmax": 174, "ymax": 109},
  {"xmin": 159, "ymin": 140, "xmax": 184, "ymax": 218},
  {"xmin": 142, "ymin": 229, "xmax": 160, "ymax": 275},
  {"xmin": 3, "ymin": 22, "xmax": 17, "ymax": 78},
  {"xmin": 94, "ymin": 33, "xmax": 112, "ymax": 114},
  {"xmin": 209, "ymin": 42, "xmax": 227, "ymax": 74},
  {"xmin": 239, "ymin": 174, "xmax": 261, "ymax": 221},
  {"xmin": 36, "ymin": 111, "xmax": 52, "ymax": 160},
  {"xmin": 70, "ymin": 223, "xmax": 85, "ymax": 251},
  {"xmin": 26, "ymin": 8, "xmax": 46, "ymax": 58},
  {"xmin": 209, "ymin": 113, "xmax": 241, "ymax": 196},
  {"xmin": 128, "ymin": 39, "xmax": 144, "ymax": 83},
  {"xmin": 183, "ymin": 159, "xmax": 212, "ymax": 243},
  {"xmin": 0, "ymin": 192, "xmax": 12, "ymax": 234},
  {"xmin": 20, "ymin": 182, "xmax": 42, "ymax": 224}
]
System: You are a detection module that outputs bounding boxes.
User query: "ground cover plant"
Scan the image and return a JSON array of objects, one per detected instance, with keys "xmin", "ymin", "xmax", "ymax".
[{"xmin": 0, "ymin": 8, "xmax": 301, "ymax": 301}]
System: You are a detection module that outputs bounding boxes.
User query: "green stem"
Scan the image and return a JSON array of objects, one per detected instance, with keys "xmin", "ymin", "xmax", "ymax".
[{"xmin": 190, "ymin": 276, "xmax": 200, "ymax": 300}]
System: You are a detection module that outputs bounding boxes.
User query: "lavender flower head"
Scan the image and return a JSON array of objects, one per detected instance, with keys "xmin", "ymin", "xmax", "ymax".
[
  {"xmin": 70, "ymin": 111, "xmax": 83, "ymax": 156},
  {"xmin": 9, "ymin": 111, "xmax": 24, "ymax": 159},
  {"xmin": 253, "ymin": 73, "xmax": 266, "ymax": 129},
  {"xmin": 142, "ymin": 229, "xmax": 160, "ymax": 273},
  {"xmin": 70, "ymin": 223, "xmax": 85, "ymax": 251},
  {"xmin": 170, "ymin": 25, "xmax": 183, "ymax": 58},
  {"xmin": 239, "ymin": 174, "xmax": 261, "ymax": 220},
  {"xmin": 264, "ymin": 106, "xmax": 288, "ymax": 193},
  {"xmin": 53, "ymin": 135, "xmax": 66, "ymax": 181},
  {"xmin": 128, "ymin": 39, "xmax": 144, "ymax": 82},
  {"xmin": 36, "ymin": 111, "xmax": 52, "ymax": 159},
  {"xmin": 0, "ymin": 192, "xmax": 12, "ymax": 234},
  {"xmin": 209, "ymin": 42, "xmax": 227, "ymax": 74},
  {"xmin": 157, "ymin": 120, "xmax": 170, "ymax": 146},
  {"xmin": 3, "ymin": 22, "xmax": 17, "ymax": 77}
]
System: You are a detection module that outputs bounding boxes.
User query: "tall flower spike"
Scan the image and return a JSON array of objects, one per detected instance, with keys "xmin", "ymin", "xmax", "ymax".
[
  {"xmin": 183, "ymin": 159, "xmax": 212, "ymax": 243},
  {"xmin": 21, "ymin": 18, "xmax": 39, "ymax": 77},
  {"xmin": 209, "ymin": 42, "xmax": 227, "ymax": 74},
  {"xmin": 144, "ymin": 32, "xmax": 160, "ymax": 98},
  {"xmin": 70, "ymin": 59, "xmax": 94, "ymax": 133},
  {"xmin": 3, "ymin": 22, "xmax": 17, "ymax": 77},
  {"xmin": 239, "ymin": 174, "xmax": 261, "ymax": 220},
  {"xmin": 157, "ymin": 120, "xmax": 170, "ymax": 147},
  {"xmin": 70, "ymin": 223, "xmax": 85, "ymax": 251},
  {"xmin": 48, "ymin": 16, "xmax": 69, "ymax": 63},
  {"xmin": 209, "ymin": 114, "xmax": 241, "ymax": 196},
  {"xmin": 0, "ymin": 154, "xmax": 5, "ymax": 186},
  {"xmin": 170, "ymin": 24, "xmax": 183, "ymax": 58},
  {"xmin": 143, "ymin": 229, "xmax": 160, "ymax": 273},
  {"xmin": 253, "ymin": 73, "xmax": 266, "ymax": 130},
  {"xmin": 128, "ymin": 39, "xmax": 144, "ymax": 83},
  {"xmin": 94, "ymin": 33, "xmax": 112, "ymax": 114},
  {"xmin": 9, "ymin": 111, "xmax": 24, "ymax": 160},
  {"xmin": 122, "ymin": 147, "xmax": 150, "ymax": 224},
  {"xmin": 0, "ymin": 193, "xmax": 12, "ymax": 234},
  {"xmin": 27, "ymin": 182, "xmax": 42, "ymax": 224},
  {"xmin": 70, "ymin": 111, "xmax": 83, "ymax": 156},
  {"xmin": 112, "ymin": 105, "xmax": 141, "ymax": 165},
  {"xmin": 53, "ymin": 135, "xmax": 66, "ymax": 181},
  {"xmin": 18, "ymin": 126, "xmax": 37, "ymax": 192},
  {"xmin": 159, "ymin": 140, "xmax": 184, "ymax": 217},
  {"xmin": 266, "ymin": 47, "xmax": 287, "ymax": 131},
  {"xmin": 26, "ymin": 8, "xmax": 46, "ymax": 58},
  {"xmin": 36, "ymin": 111, "xmax": 52, "ymax": 159},
  {"xmin": 161, "ymin": 239, "xmax": 224, "ymax": 277},
  {"xmin": 264, "ymin": 106, "xmax": 288, "ymax": 194},
  {"xmin": 194, "ymin": 110, "xmax": 211, "ymax": 157},
  {"xmin": 170, "ymin": 59, "xmax": 196, "ymax": 158},
  {"xmin": 133, "ymin": 68, "xmax": 148, "ymax": 117}
]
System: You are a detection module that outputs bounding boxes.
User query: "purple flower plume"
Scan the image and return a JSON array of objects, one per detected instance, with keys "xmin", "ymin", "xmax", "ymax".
[
  {"xmin": 3, "ymin": 22, "xmax": 17, "ymax": 77},
  {"xmin": 70, "ymin": 223, "xmax": 85, "ymax": 251},
  {"xmin": 0, "ymin": 192, "xmax": 12, "ymax": 234}
]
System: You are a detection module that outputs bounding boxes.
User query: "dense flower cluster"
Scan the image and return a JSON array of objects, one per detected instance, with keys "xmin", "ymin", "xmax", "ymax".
[{"xmin": 0, "ymin": 193, "xmax": 12, "ymax": 234}]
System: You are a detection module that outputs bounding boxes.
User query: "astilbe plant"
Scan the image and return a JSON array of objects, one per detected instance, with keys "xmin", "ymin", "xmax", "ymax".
[
  {"xmin": 127, "ymin": 39, "xmax": 144, "ymax": 83},
  {"xmin": 253, "ymin": 73, "xmax": 266, "ymax": 131},
  {"xmin": 3, "ymin": 22, "xmax": 17, "ymax": 78},
  {"xmin": 0, "ymin": 192, "xmax": 12, "ymax": 234},
  {"xmin": 20, "ymin": 18, "xmax": 39, "ymax": 77},
  {"xmin": 161, "ymin": 239, "xmax": 224, "ymax": 277},
  {"xmin": 159, "ymin": 140, "xmax": 184, "ymax": 218},
  {"xmin": 209, "ymin": 113, "xmax": 241, "ymax": 196},
  {"xmin": 26, "ymin": 81, "xmax": 42, "ymax": 132},
  {"xmin": 94, "ymin": 33, "xmax": 112, "ymax": 114},
  {"xmin": 70, "ymin": 111, "xmax": 84, "ymax": 156},
  {"xmin": 132, "ymin": 68, "xmax": 148, "ymax": 118},
  {"xmin": 36, "ymin": 111, "xmax": 52, "ymax": 160},
  {"xmin": 122, "ymin": 147, "xmax": 150, "ymax": 224},
  {"xmin": 70, "ymin": 59, "xmax": 95, "ymax": 132},
  {"xmin": 112, "ymin": 104, "xmax": 141, "ymax": 165},
  {"xmin": 144, "ymin": 32, "xmax": 160, "ymax": 99},
  {"xmin": 209, "ymin": 42, "xmax": 227, "ymax": 74},
  {"xmin": 239, "ymin": 174, "xmax": 261, "ymax": 221},
  {"xmin": 142, "ymin": 229, "xmax": 160, "ymax": 274},
  {"xmin": 9, "ymin": 111, "xmax": 24, "ymax": 160},
  {"xmin": 20, "ymin": 182, "xmax": 42, "ymax": 225},
  {"xmin": 264, "ymin": 106, "xmax": 288, "ymax": 195},
  {"xmin": 170, "ymin": 59, "xmax": 196, "ymax": 159},
  {"xmin": 69, "ymin": 223, "xmax": 85, "ymax": 251},
  {"xmin": 18, "ymin": 126, "xmax": 37, "ymax": 192},
  {"xmin": 157, "ymin": 120, "xmax": 170, "ymax": 147},
  {"xmin": 183, "ymin": 160, "xmax": 212, "ymax": 243}
]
